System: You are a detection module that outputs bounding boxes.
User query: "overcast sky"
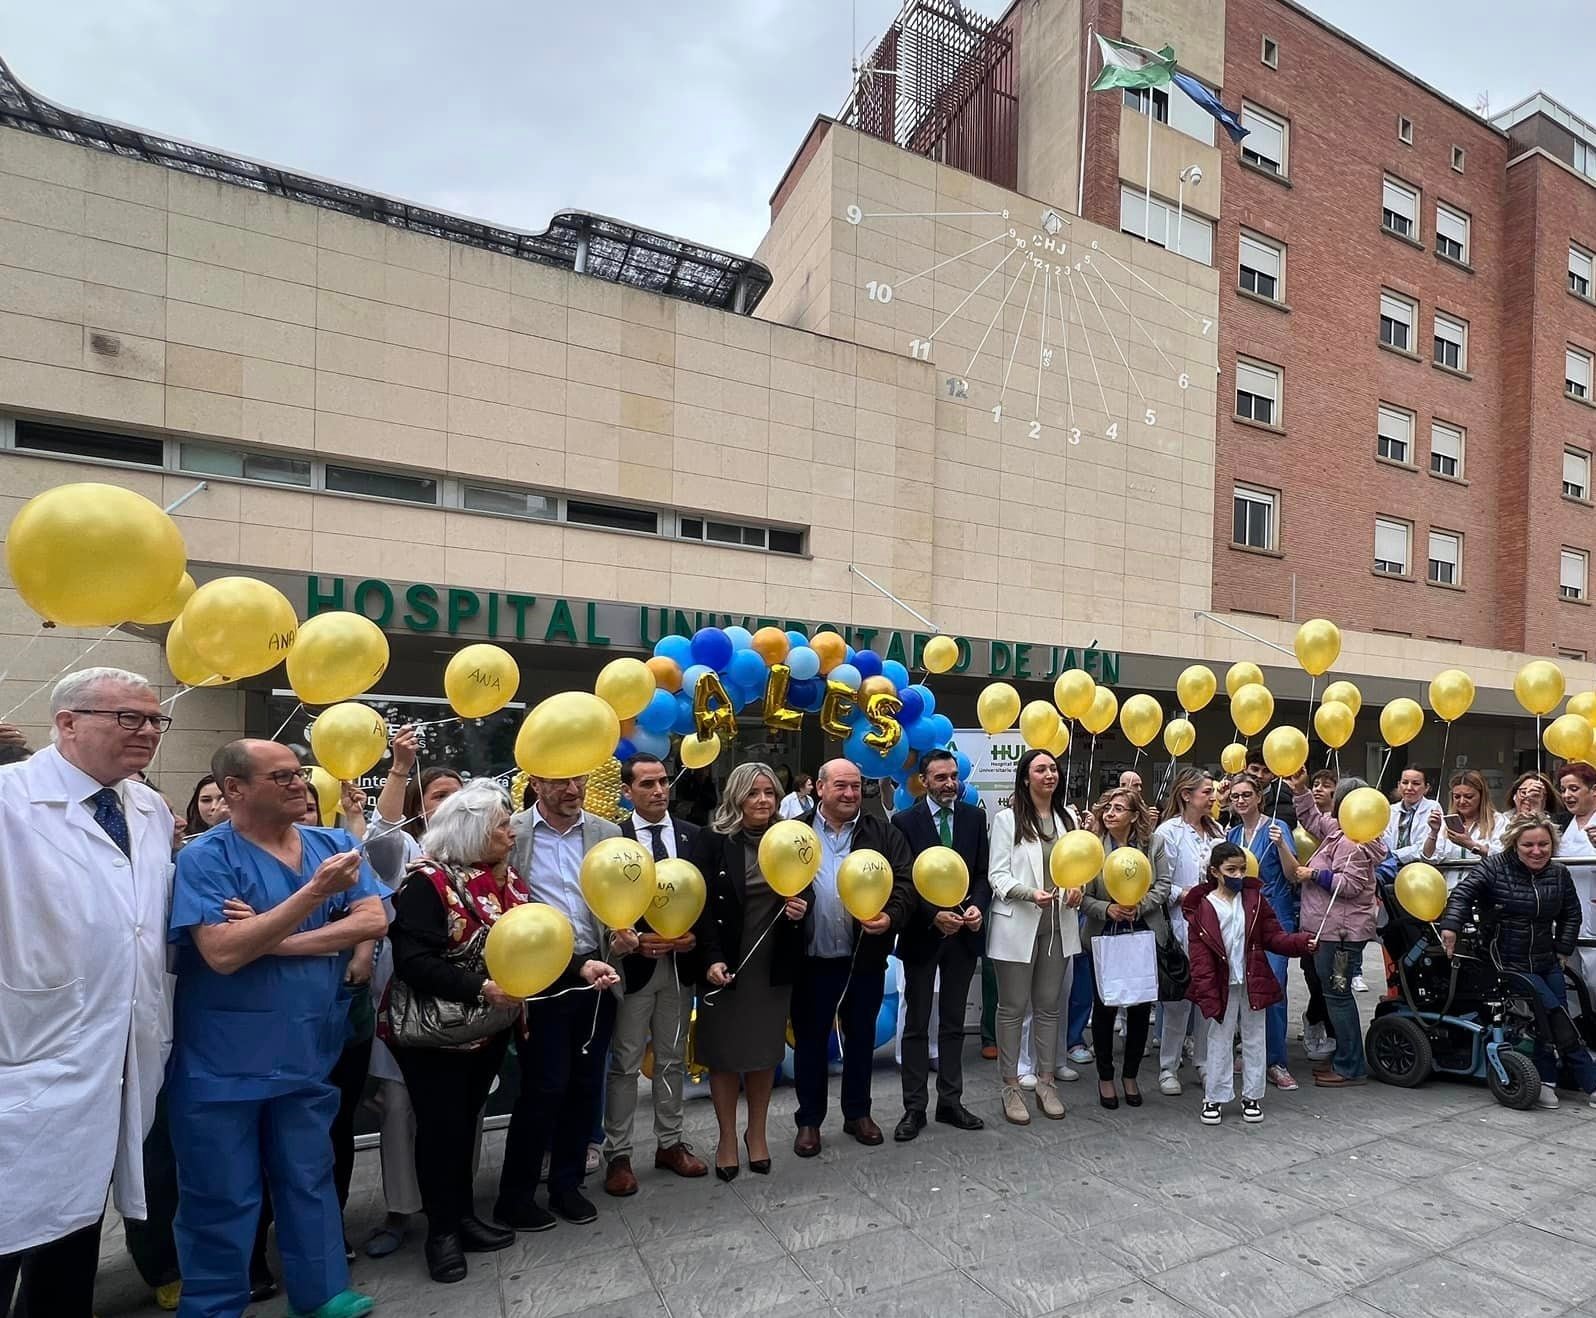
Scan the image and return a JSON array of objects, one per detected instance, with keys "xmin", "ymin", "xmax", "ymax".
[{"xmin": 4, "ymin": 2, "xmax": 1588, "ymax": 256}]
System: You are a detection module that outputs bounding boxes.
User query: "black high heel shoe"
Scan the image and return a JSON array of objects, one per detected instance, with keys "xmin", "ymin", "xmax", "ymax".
[
  {"xmin": 1098, "ymin": 1082, "xmax": 1119, "ymax": 1110},
  {"xmin": 1123, "ymin": 1080, "xmax": 1143, "ymax": 1108},
  {"xmin": 714, "ymin": 1162, "xmax": 739, "ymax": 1182},
  {"xmin": 743, "ymin": 1133, "xmax": 771, "ymax": 1175}
]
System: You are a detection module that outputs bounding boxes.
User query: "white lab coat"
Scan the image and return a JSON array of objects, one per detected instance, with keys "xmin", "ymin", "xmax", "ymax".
[
  {"xmin": 986, "ymin": 808, "xmax": 1081, "ymax": 963},
  {"xmin": 1381, "ymin": 796, "xmax": 1444, "ymax": 865},
  {"xmin": 0, "ymin": 745, "xmax": 175, "ymax": 1252},
  {"xmin": 1560, "ymin": 816, "xmax": 1596, "ymax": 986}
]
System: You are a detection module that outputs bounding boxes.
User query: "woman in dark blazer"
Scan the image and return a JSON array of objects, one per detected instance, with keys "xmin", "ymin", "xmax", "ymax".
[{"xmin": 690, "ymin": 762, "xmax": 809, "ymax": 1180}]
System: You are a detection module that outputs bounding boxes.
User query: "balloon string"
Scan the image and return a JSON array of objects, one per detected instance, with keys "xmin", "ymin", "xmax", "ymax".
[
  {"xmin": 1313, "ymin": 882, "xmax": 1342, "ymax": 942},
  {"xmin": 580, "ymin": 983, "xmax": 603, "ymax": 1056},
  {"xmin": 1436, "ymin": 721, "xmax": 1453, "ymax": 803},
  {"xmin": 1, "ymin": 625, "xmax": 118, "ymax": 720},
  {"xmin": 271, "ymin": 701, "xmax": 305, "ymax": 742},
  {"xmin": 700, "ymin": 907, "xmax": 786, "ymax": 1005},
  {"xmin": 1537, "ymin": 715, "xmax": 1543, "ymax": 776},
  {"xmin": 526, "ymin": 981, "xmax": 601, "ymax": 1004},
  {"xmin": 0, "ymin": 625, "xmax": 48, "ymax": 688},
  {"xmin": 412, "ymin": 716, "xmax": 465, "ymax": 730},
  {"xmin": 1132, "ymin": 745, "xmax": 1144, "ymax": 769},
  {"xmin": 1064, "ymin": 718, "xmax": 1075, "ymax": 807},
  {"xmin": 1085, "ymin": 734, "xmax": 1097, "ymax": 803},
  {"xmin": 1374, "ymin": 748, "xmax": 1393, "ymax": 791}
]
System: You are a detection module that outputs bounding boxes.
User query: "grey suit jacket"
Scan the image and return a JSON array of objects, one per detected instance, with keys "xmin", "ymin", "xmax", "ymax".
[{"xmin": 508, "ymin": 807, "xmax": 624, "ymax": 995}]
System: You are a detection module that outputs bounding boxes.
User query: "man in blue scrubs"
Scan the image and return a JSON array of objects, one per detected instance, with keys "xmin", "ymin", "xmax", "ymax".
[{"xmin": 168, "ymin": 739, "xmax": 387, "ymax": 1318}]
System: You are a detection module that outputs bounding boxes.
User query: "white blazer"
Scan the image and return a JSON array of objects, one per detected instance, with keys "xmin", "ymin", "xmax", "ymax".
[
  {"xmin": 1382, "ymin": 796, "xmax": 1444, "ymax": 865},
  {"xmin": 986, "ymin": 807, "xmax": 1082, "ymax": 964},
  {"xmin": 0, "ymin": 745, "xmax": 175, "ymax": 1252}
]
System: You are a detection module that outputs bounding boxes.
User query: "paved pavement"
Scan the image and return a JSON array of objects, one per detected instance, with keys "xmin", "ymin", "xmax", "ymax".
[{"xmin": 93, "ymin": 985, "xmax": 1596, "ymax": 1318}]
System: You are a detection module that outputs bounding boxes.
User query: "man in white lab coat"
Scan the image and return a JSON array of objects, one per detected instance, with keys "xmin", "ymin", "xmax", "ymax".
[{"xmin": 0, "ymin": 667, "xmax": 176, "ymax": 1317}]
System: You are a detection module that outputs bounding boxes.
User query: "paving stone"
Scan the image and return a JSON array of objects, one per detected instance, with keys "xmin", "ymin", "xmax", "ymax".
[
  {"xmin": 1443, "ymin": 1220, "xmax": 1596, "ymax": 1303},
  {"xmin": 1251, "ymin": 1212, "xmax": 1426, "ymax": 1288},
  {"xmin": 1354, "ymin": 1256, "xmax": 1564, "ymax": 1318},
  {"xmin": 1144, "ymin": 1242, "xmax": 1341, "ymax": 1317}
]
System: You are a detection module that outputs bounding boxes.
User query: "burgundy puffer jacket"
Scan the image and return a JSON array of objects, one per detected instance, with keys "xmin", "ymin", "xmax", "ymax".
[{"xmin": 1182, "ymin": 878, "xmax": 1315, "ymax": 1021}]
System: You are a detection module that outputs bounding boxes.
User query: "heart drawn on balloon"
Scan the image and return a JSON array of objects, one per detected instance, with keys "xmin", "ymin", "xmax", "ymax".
[
  {"xmin": 623, "ymin": 860, "xmax": 644, "ymax": 884},
  {"xmin": 795, "ymin": 839, "xmax": 815, "ymax": 864}
]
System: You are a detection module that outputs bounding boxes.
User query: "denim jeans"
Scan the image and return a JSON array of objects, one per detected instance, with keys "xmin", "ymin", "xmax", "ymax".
[
  {"xmin": 1313, "ymin": 939, "xmax": 1367, "ymax": 1078},
  {"xmin": 1066, "ymin": 948, "xmax": 1094, "ymax": 1050},
  {"xmin": 1523, "ymin": 965, "xmax": 1596, "ymax": 1093}
]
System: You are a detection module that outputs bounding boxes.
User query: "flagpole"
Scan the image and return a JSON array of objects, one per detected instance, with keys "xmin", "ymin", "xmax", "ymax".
[
  {"xmin": 1144, "ymin": 105, "xmax": 1153, "ymax": 242},
  {"xmin": 1077, "ymin": 23, "xmax": 1094, "ymax": 216}
]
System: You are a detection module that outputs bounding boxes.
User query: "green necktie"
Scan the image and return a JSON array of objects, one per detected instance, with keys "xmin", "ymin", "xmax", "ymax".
[{"xmin": 938, "ymin": 806, "xmax": 952, "ymax": 847}]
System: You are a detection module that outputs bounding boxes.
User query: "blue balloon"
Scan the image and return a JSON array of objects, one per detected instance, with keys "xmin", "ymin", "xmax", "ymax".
[
  {"xmin": 955, "ymin": 751, "xmax": 973, "ymax": 781},
  {"xmin": 637, "ymin": 688, "xmax": 677, "ymax": 734},
  {"xmin": 853, "ymin": 650, "xmax": 883, "ymax": 680},
  {"xmin": 613, "ymin": 737, "xmax": 637, "ymax": 762},
  {"xmin": 785, "ymin": 629, "xmax": 810, "ymax": 652},
  {"xmin": 896, "ymin": 689, "xmax": 924, "ymax": 724},
  {"xmin": 906, "ymin": 683, "xmax": 936, "ymax": 718},
  {"xmin": 653, "ymin": 634, "xmax": 692, "ymax": 667},
  {"xmin": 961, "ymin": 782, "xmax": 980, "ymax": 806},
  {"xmin": 881, "ymin": 660, "xmax": 910, "ymax": 691},
  {"xmin": 883, "ymin": 735, "xmax": 912, "ymax": 777},
  {"xmin": 729, "ymin": 648, "xmax": 768, "ymax": 690},
  {"xmin": 892, "ymin": 785, "xmax": 916, "ymax": 812},
  {"xmin": 618, "ymin": 795, "xmax": 633, "ymax": 814},
  {"xmin": 725, "ymin": 625, "xmax": 753, "ymax": 652},
  {"xmin": 874, "ymin": 994, "xmax": 898, "ymax": 1049},
  {"xmin": 633, "ymin": 728, "xmax": 670, "ymax": 758},
  {"xmin": 923, "ymin": 713, "xmax": 954, "ymax": 749},
  {"xmin": 787, "ymin": 646, "xmax": 820, "ymax": 680},
  {"xmin": 789, "ymin": 677, "xmax": 824, "ymax": 712},
  {"xmin": 681, "ymin": 663, "xmax": 713, "ymax": 693},
  {"xmin": 843, "ymin": 724, "xmax": 892, "ymax": 778},
  {"xmin": 671, "ymin": 691, "xmax": 696, "ymax": 736},
  {"xmin": 830, "ymin": 664, "xmax": 862, "ymax": 691},
  {"xmin": 690, "ymin": 626, "xmax": 733, "ymax": 671},
  {"xmin": 907, "ymin": 717, "xmax": 939, "ymax": 752}
]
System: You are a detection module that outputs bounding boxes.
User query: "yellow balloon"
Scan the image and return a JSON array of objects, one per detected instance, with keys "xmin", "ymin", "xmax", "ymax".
[
  {"xmin": 129, "ymin": 572, "xmax": 196, "ymax": 626},
  {"xmin": 1019, "ymin": 699, "xmax": 1062, "ymax": 750},
  {"xmin": 1294, "ymin": 619, "xmax": 1342, "ymax": 678},
  {"xmin": 1103, "ymin": 846, "xmax": 1153, "ymax": 906},
  {"xmin": 5, "ymin": 482, "xmax": 187, "ymax": 626},
  {"xmin": 164, "ymin": 616, "xmax": 228, "ymax": 689},
  {"xmin": 1232, "ymin": 684, "xmax": 1274, "ymax": 738},
  {"xmin": 837, "ymin": 848, "xmax": 894, "ymax": 922},
  {"xmin": 286, "ymin": 612, "xmax": 389, "ymax": 706},
  {"xmin": 1427, "ymin": 669, "xmax": 1475, "ymax": 724},
  {"xmin": 678, "ymin": 732, "xmax": 721, "ymax": 769},
  {"xmin": 1570, "ymin": 691, "xmax": 1596, "ymax": 723},
  {"xmin": 758, "ymin": 820, "xmax": 822, "ymax": 897},
  {"xmin": 444, "ymin": 644, "xmax": 520, "ymax": 718},
  {"xmin": 1081, "ymin": 687, "xmax": 1118, "ymax": 736},
  {"xmin": 1314, "ymin": 700, "xmax": 1355, "ymax": 750},
  {"xmin": 1046, "ymin": 724, "xmax": 1071, "ymax": 758},
  {"xmin": 913, "ymin": 846, "xmax": 970, "ymax": 907},
  {"xmin": 1244, "ymin": 849, "xmax": 1259, "ymax": 878},
  {"xmin": 1544, "ymin": 713, "xmax": 1595, "ymax": 763},
  {"xmin": 647, "ymin": 858, "xmax": 707, "ymax": 939},
  {"xmin": 1050, "ymin": 831, "xmax": 1105, "ymax": 889},
  {"xmin": 580, "ymin": 835, "xmax": 656, "ymax": 928},
  {"xmin": 1176, "ymin": 665, "xmax": 1217, "ymax": 714},
  {"xmin": 182, "ymin": 577, "xmax": 298, "ymax": 680},
  {"xmin": 1053, "ymin": 669, "xmax": 1096, "ymax": 721},
  {"xmin": 1394, "ymin": 862, "xmax": 1448, "ymax": 923},
  {"xmin": 1262, "ymin": 726, "xmax": 1309, "ymax": 778},
  {"xmin": 1379, "ymin": 698, "xmax": 1424, "ymax": 748},
  {"xmin": 1220, "ymin": 742, "xmax": 1247, "ymax": 775},
  {"xmin": 484, "ymin": 903, "xmax": 575, "ymax": 998},
  {"xmin": 1226, "ymin": 662, "xmax": 1265, "ymax": 697},
  {"xmin": 923, "ymin": 635, "xmax": 960, "ymax": 675},
  {"xmin": 515, "ymin": 691, "xmax": 621, "ymax": 779},
  {"xmin": 305, "ymin": 766, "xmax": 341, "ymax": 826},
  {"xmin": 595, "ymin": 657, "xmax": 657, "ymax": 721},
  {"xmin": 309, "ymin": 702, "xmax": 389, "ymax": 780},
  {"xmin": 1515, "ymin": 660, "xmax": 1566, "ymax": 717},
  {"xmin": 1292, "ymin": 826, "xmax": 1320, "ymax": 859},
  {"xmin": 977, "ymin": 682, "xmax": 1021, "ymax": 735},
  {"xmin": 1321, "ymin": 680, "xmax": 1362, "ymax": 717},
  {"xmin": 1163, "ymin": 717, "xmax": 1195, "ymax": 758},
  {"xmin": 1119, "ymin": 693, "xmax": 1163, "ymax": 748},
  {"xmin": 1338, "ymin": 787, "xmax": 1391, "ymax": 844}
]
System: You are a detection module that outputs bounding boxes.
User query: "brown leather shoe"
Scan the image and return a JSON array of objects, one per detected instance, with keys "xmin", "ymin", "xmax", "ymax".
[
  {"xmin": 603, "ymin": 1155, "xmax": 638, "ymax": 1197},
  {"xmin": 793, "ymin": 1126, "xmax": 821, "ymax": 1157},
  {"xmin": 654, "ymin": 1143, "xmax": 708, "ymax": 1178},
  {"xmin": 842, "ymin": 1116, "xmax": 884, "ymax": 1146},
  {"xmin": 980, "ymin": 1044, "xmax": 999, "ymax": 1060}
]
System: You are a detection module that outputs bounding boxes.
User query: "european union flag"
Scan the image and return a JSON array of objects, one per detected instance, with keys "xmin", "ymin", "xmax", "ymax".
[{"xmin": 1173, "ymin": 70, "xmax": 1249, "ymax": 144}]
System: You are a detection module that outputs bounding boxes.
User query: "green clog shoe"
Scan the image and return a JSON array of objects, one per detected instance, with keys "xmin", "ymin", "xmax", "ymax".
[{"xmin": 287, "ymin": 1289, "xmax": 375, "ymax": 1318}]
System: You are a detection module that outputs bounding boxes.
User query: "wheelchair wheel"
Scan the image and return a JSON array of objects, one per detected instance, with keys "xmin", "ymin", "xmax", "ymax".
[
  {"xmin": 1365, "ymin": 1014, "xmax": 1433, "ymax": 1088},
  {"xmin": 1487, "ymin": 1047, "xmax": 1541, "ymax": 1110}
]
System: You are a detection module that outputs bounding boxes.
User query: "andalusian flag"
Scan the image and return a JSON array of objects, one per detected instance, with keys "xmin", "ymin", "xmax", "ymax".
[{"xmin": 1088, "ymin": 35, "xmax": 1176, "ymax": 92}]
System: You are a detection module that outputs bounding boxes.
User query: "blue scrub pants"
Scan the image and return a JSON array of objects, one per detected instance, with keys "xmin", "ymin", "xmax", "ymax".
[
  {"xmin": 1264, "ymin": 900, "xmax": 1298, "ymax": 1069},
  {"xmin": 1066, "ymin": 947, "xmax": 1094, "ymax": 1050},
  {"xmin": 170, "ymin": 1080, "xmax": 346, "ymax": 1318}
]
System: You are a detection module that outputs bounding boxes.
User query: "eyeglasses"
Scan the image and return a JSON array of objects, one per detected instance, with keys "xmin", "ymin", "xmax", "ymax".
[
  {"xmin": 70, "ymin": 709, "xmax": 173, "ymax": 732},
  {"xmin": 255, "ymin": 767, "xmax": 313, "ymax": 788}
]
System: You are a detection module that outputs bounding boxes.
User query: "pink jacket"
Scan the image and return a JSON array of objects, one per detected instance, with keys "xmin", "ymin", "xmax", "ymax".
[{"xmin": 1292, "ymin": 789, "xmax": 1387, "ymax": 943}]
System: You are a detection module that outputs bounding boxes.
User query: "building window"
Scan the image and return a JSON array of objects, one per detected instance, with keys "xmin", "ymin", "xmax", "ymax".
[
  {"xmin": 1398, "ymin": 116, "xmax": 1414, "ymax": 145},
  {"xmin": 1123, "ymin": 86, "xmax": 1170, "ymax": 123},
  {"xmin": 1376, "ymin": 404, "xmax": 1414, "ymax": 464},
  {"xmin": 324, "ymin": 464, "xmax": 440, "ymax": 505},
  {"xmin": 1427, "ymin": 529, "xmax": 1461, "ymax": 585},
  {"xmin": 1379, "ymin": 290, "xmax": 1416, "ymax": 352},
  {"xmin": 1118, "ymin": 186, "xmax": 1214, "ymax": 264},
  {"xmin": 1451, "ymin": 145, "xmax": 1466, "ymax": 172},
  {"xmin": 1382, "ymin": 176, "xmax": 1419, "ymax": 239},
  {"xmin": 1238, "ymin": 232, "xmax": 1283, "ymax": 301},
  {"xmin": 15, "ymin": 420, "xmax": 164, "ymax": 467},
  {"xmin": 1561, "ymin": 648, "xmax": 1588, "ymax": 662},
  {"xmin": 1433, "ymin": 313, "xmax": 1468, "ymax": 371},
  {"xmin": 1572, "ymin": 245, "xmax": 1594, "ymax": 298},
  {"xmin": 566, "ymin": 500, "xmax": 660, "ymax": 535},
  {"xmin": 1375, "ymin": 517, "xmax": 1411, "ymax": 576},
  {"xmin": 1235, "ymin": 359, "xmax": 1281, "ymax": 425},
  {"xmin": 462, "ymin": 483, "xmax": 557, "ymax": 520},
  {"xmin": 180, "ymin": 442, "xmax": 312, "ymax": 487},
  {"xmin": 1232, "ymin": 485, "xmax": 1278, "ymax": 549},
  {"xmin": 1430, "ymin": 422, "xmax": 1465, "ymax": 478},
  {"xmin": 678, "ymin": 515, "xmax": 804, "ymax": 555},
  {"xmin": 1565, "ymin": 448, "xmax": 1591, "ymax": 500},
  {"xmin": 1239, "ymin": 103, "xmax": 1288, "ymax": 176},
  {"xmin": 1562, "ymin": 548, "xmax": 1589, "ymax": 601},
  {"xmin": 1261, "ymin": 36, "xmax": 1279, "ymax": 68},
  {"xmin": 1568, "ymin": 346, "xmax": 1593, "ymax": 399},
  {"xmin": 1435, "ymin": 204, "xmax": 1470, "ymax": 263}
]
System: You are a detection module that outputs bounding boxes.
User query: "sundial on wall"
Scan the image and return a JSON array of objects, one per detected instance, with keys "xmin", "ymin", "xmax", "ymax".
[{"xmin": 842, "ymin": 199, "xmax": 1213, "ymax": 448}]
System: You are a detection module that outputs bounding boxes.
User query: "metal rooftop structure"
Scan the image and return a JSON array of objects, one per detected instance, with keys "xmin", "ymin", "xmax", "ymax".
[{"xmin": 0, "ymin": 56, "xmax": 771, "ymax": 315}]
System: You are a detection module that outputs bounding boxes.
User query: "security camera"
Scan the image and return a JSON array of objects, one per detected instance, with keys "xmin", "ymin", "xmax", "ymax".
[{"xmin": 1182, "ymin": 164, "xmax": 1204, "ymax": 185}]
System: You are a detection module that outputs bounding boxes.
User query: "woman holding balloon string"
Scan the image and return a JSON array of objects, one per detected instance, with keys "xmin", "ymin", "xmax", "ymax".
[
  {"xmin": 1419, "ymin": 769, "xmax": 1504, "ymax": 874},
  {"xmin": 691, "ymin": 762, "xmax": 809, "ymax": 1179},
  {"xmin": 1152, "ymin": 768, "xmax": 1223, "ymax": 1097},
  {"xmin": 1508, "ymin": 771, "xmax": 1558, "ymax": 823},
  {"xmin": 387, "ymin": 781, "xmax": 617, "ymax": 1282}
]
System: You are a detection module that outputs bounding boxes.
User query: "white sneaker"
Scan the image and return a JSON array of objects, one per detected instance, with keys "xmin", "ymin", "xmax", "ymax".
[
  {"xmin": 1536, "ymin": 1084, "xmax": 1561, "ymax": 1110},
  {"xmin": 1159, "ymin": 1069, "xmax": 1183, "ymax": 1096},
  {"xmin": 1352, "ymin": 975, "xmax": 1369, "ymax": 993},
  {"xmin": 1019, "ymin": 1072, "xmax": 1038, "ymax": 1091},
  {"xmin": 1067, "ymin": 1044, "xmax": 1093, "ymax": 1065},
  {"xmin": 1055, "ymin": 1064, "xmax": 1081, "ymax": 1082}
]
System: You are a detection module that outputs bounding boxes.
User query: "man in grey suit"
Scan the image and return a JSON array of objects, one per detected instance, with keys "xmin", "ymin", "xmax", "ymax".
[{"xmin": 493, "ymin": 773, "xmax": 622, "ymax": 1231}]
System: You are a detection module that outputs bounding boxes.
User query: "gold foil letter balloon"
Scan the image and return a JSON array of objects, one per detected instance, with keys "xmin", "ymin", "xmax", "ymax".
[{"xmin": 691, "ymin": 670, "xmax": 739, "ymax": 740}]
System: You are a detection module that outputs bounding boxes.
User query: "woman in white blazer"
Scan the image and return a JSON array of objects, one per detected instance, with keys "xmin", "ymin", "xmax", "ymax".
[
  {"xmin": 1153, "ymin": 767, "xmax": 1223, "ymax": 1096},
  {"xmin": 988, "ymin": 748, "xmax": 1082, "ymax": 1125}
]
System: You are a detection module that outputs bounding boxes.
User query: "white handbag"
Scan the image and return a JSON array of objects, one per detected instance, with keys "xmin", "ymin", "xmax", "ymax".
[{"xmin": 1091, "ymin": 927, "xmax": 1159, "ymax": 1007}]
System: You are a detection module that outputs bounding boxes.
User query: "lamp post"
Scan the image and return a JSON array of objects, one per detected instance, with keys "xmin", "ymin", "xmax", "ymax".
[{"xmin": 1175, "ymin": 164, "xmax": 1203, "ymax": 257}]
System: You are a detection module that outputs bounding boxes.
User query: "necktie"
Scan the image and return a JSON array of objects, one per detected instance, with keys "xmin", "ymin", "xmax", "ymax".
[
  {"xmin": 1398, "ymin": 808, "xmax": 1414, "ymax": 848},
  {"xmin": 647, "ymin": 824, "xmax": 669, "ymax": 862},
  {"xmin": 938, "ymin": 807, "xmax": 952, "ymax": 847},
  {"xmin": 91, "ymin": 787, "xmax": 131, "ymax": 858}
]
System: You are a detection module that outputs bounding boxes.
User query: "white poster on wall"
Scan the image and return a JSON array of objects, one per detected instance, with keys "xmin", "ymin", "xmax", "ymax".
[{"xmin": 951, "ymin": 728, "xmax": 1024, "ymax": 817}]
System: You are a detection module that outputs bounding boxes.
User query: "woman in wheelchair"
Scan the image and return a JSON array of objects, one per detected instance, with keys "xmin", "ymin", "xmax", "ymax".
[{"xmin": 1439, "ymin": 813, "xmax": 1596, "ymax": 1110}]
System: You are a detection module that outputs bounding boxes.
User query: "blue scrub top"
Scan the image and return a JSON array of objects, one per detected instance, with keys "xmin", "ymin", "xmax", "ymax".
[
  {"xmin": 1228, "ymin": 819, "xmax": 1298, "ymax": 928},
  {"xmin": 168, "ymin": 822, "xmax": 387, "ymax": 1099}
]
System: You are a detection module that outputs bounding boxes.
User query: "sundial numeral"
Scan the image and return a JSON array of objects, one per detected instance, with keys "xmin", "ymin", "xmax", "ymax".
[
  {"xmin": 1179, "ymin": 372, "xmax": 1190, "ymax": 390},
  {"xmin": 865, "ymin": 280, "xmax": 893, "ymax": 303},
  {"xmin": 991, "ymin": 404, "xmax": 1003, "ymax": 423},
  {"xmin": 945, "ymin": 376, "xmax": 969, "ymax": 399},
  {"xmin": 1144, "ymin": 408, "xmax": 1157, "ymax": 426},
  {"xmin": 1106, "ymin": 422, "xmax": 1119, "ymax": 441},
  {"xmin": 907, "ymin": 338, "xmax": 932, "ymax": 360},
  {"xmin": 1202, "ymin": 319, "xmax": 1213, "ymax": 335},
  {"xmin": 1028, "ymin": 420, "xmax": 1041, "ymax": 440},
  {"xmin": 1069, "ymin": 427, "xmax": 1082, "ymax": 445},
  {"xmin": 845, "ymin": 204, "xmax": 862, "ymax": 225},
  {"xmin": 1042, "ymin": 348, "xmax": 1054, "ymax": 367}
]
